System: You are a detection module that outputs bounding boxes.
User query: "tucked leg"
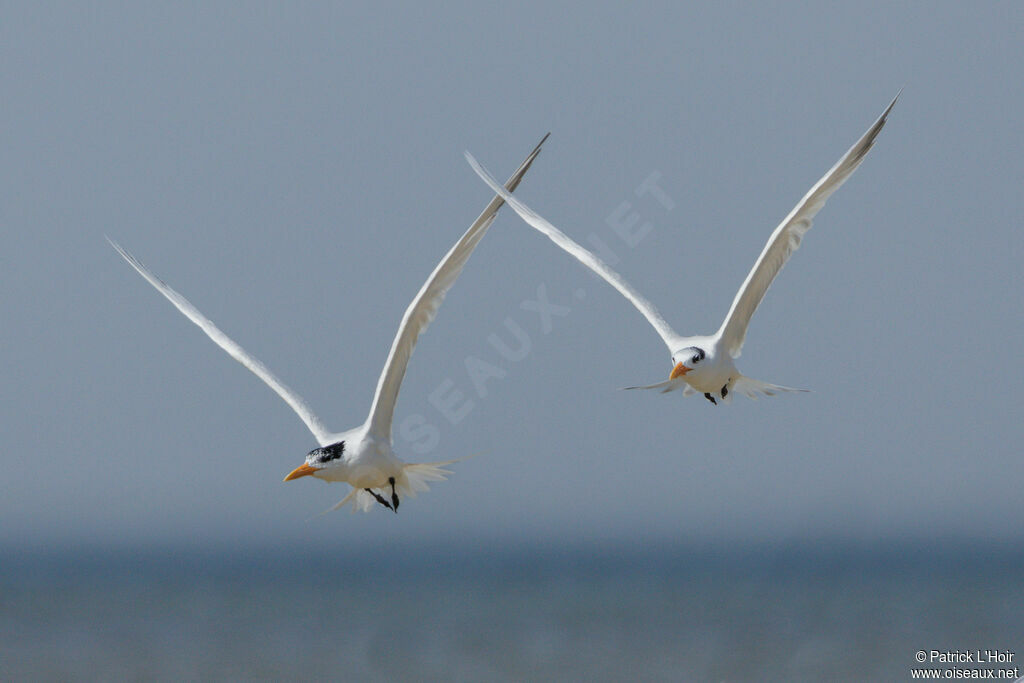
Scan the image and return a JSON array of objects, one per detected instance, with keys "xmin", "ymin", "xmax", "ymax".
[
  {"xmin": 704, "ymin": 392, "xmax": 717, "ymax": 405},
  {"xmin": 389, "ymin": 476, "xmax": 399, "ymax": 512},
  {"xmin": 365, "ymin": 488, "xmax": 394, "ymax": 511}
]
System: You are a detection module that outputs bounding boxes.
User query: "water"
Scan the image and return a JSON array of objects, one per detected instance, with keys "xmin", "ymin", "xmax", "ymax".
[{"xmin": 2, "ymin": 541, "xmax": 1021, "ymax": 681}]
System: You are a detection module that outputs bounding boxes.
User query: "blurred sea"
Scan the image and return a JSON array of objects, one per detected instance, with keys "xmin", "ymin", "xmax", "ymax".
[{"xmin": 2, "ymin": 540, "xmax": 1021, "ymax": 681}]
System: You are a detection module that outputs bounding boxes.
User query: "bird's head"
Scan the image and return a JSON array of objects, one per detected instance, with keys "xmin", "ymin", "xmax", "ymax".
[
  {"xmin": 283, "ymin": 440, "xmax": 345, "ymax": 481},
  {"xmin": 670, "ymin": 346, "xmax": 707, "ymax": 381}
]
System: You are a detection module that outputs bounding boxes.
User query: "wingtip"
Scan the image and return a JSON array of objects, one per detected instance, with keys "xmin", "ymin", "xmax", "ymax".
[
  {"xmin": 880, "ymin": 89, "xmax": 901, "ymax": 120},
  {"xmin": 464, "ymin": 150, "xmax": 492, "ymax": 183},
  {"xmin": 520, "ymin": 131, "xmax": 551, "ymax": 168},
  {"xmin": 468, "ymin": 132, "xmax": 551, "ymax": 197},
  {"xmin": 107, "ymin": 236, "xmax": 131, "ymax": 262},
  {"xmin": 525, "ymin": 132, "xmax": 551, "ymax": 159},
  {"xmin": 106, "ymin": 237, "xmax": 138, "ymax": 265}
]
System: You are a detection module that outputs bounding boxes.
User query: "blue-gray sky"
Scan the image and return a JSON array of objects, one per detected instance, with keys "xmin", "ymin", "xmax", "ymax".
[{"xmin": 2, "ymin": 2, "xmax": 1021, "ymax": 549}]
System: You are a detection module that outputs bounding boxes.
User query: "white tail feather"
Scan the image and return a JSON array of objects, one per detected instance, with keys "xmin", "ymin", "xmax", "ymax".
[{"xmin": 396, "ymin": 460, "xmax": 458, "ymax": 498}]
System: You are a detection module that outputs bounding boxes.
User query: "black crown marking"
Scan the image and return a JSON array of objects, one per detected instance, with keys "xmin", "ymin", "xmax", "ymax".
[{"xmin": 309, "ymin": 440, "xmax": 345, "ymax": 464}]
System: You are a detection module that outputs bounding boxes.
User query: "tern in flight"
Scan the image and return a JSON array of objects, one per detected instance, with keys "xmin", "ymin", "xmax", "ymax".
[
  {"xmin": 468, "ymin": 95, "xmax": 897, "ymax": 405},
  {"xmin": 110, "ymin": 134, "xmax": 548, "ymax": 512}
]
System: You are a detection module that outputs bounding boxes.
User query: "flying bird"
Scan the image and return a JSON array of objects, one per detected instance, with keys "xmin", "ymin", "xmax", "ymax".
[
  {"xmin": 110, "ymin": 134, "xmax": 548, "ymax": 512},
  {"xmin": 467, "ymin": 95, "xmax": 898, "ymax": 405}
]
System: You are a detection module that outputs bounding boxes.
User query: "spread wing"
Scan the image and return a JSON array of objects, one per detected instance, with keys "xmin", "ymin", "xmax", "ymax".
[
  {"xmin": 364, "ymin": 134, "xmax": 549, "ymax": 440},
  {"xmin": 716, "ymin": 93, "xmax": 899, "ymax": 358},
  {"xmin": 108, "ymin": 238, "xmax": 333, "ymax": 445},
  {"xmin": 466, "ymin": 152, "xmax": 680, "ymax": 351}
]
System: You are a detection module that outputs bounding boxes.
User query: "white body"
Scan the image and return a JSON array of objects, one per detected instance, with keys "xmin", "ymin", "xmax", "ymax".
[
  {"xmin": 467, "ymin": 95, "xmax": 898, "ymax": 403},
  {"xmin": 668, "ymin": 335, "xmax": 736, "ymax": 394},
  {"xmin": 111, "ymin": 134, "xmax": 548, "ymax": 512},
  {"xmin": 306, "ymin": 426, "xmax": 448, "ymax": 513}
]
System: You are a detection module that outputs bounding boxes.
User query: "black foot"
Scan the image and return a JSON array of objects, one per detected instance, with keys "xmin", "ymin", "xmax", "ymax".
[
  {"xmin": 704, "ymin": 392, "xmax": 717, "ymax": 405},
  {"xmin": 389, "ymin": 476, "xmax": 399, "ymax": 513},
  {"xmin": 721, "ymin": 384, "xmax": 728, "ymax": 399},
  {"xmin": 365, "ymin": 488, "xmax": 394, "ymax": 511}
]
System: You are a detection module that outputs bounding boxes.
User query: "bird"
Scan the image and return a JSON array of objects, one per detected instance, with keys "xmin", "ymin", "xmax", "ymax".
[
  {"xmin": 109, "ymin": 133, "xmax": 549, "ymax": 512},
  {"xmin": 467, "ymin": 95, "xmax": 898, "ymax": 405}
]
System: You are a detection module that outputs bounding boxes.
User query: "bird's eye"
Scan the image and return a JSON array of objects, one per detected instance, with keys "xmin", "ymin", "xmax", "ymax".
[{"xmin": 691, "ymin": 353, "xmax": 701, "ymax": 364}]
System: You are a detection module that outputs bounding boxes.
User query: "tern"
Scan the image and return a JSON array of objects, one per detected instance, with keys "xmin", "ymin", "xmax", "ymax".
[
  {"xmin": 110, "ymin": 134, "xmax": 548, "ymax": 512},
  {"xmin": 468, "ymin": 95, "xmax": 897, "ymax": 404}
]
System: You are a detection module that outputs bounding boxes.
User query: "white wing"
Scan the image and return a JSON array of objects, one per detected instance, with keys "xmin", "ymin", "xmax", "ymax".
[
  {"xmin": 466, "ymin": 153, "xmax": 680, "ymax": 351},
  {"xmin": 716, "ymin": 93, "xmax": 900, "ymax": 358},
  {"xmin": 364, "ymin": 134, "xmax": 549, "ymax": 440},
  {"xmin": 108, "ymin": 238, "xmax": 333, "ymax": 445}
]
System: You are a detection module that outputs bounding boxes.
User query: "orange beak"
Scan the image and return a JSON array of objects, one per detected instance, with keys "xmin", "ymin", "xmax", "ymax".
[
  {"xmin": 283, "ymin": 462, "xmax": 317, "ymax": 482},
  {"xmin": 670, "ymin": 362, "xmax": 690, "ymax": 380}
]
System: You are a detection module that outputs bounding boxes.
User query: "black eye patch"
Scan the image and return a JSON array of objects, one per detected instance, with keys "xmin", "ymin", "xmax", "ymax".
[{"xmin": 309, "ymin": 440, "xmax": 345, "ymax": 464}]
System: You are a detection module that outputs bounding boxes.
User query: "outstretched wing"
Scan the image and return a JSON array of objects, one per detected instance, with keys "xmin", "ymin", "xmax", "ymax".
[
  {"xmin": 108, "ymin": 238, "xmax": 332, "ymax": 445},
  {"xmin": 716, "ymin": 93, "xmax": 899, "ymax": 358},
  {"xmin": 364, "ymin": 134, "xmax": 549, "ymax": 440},
  {"xmin": 466, "ymin": 153, "xmax": 680, "ymax": 351}
]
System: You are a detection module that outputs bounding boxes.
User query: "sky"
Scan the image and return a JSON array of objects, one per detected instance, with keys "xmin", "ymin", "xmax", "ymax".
[{"xmin": 2, "ymin": 2, "xmax": 1021, "ymax": 550}]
